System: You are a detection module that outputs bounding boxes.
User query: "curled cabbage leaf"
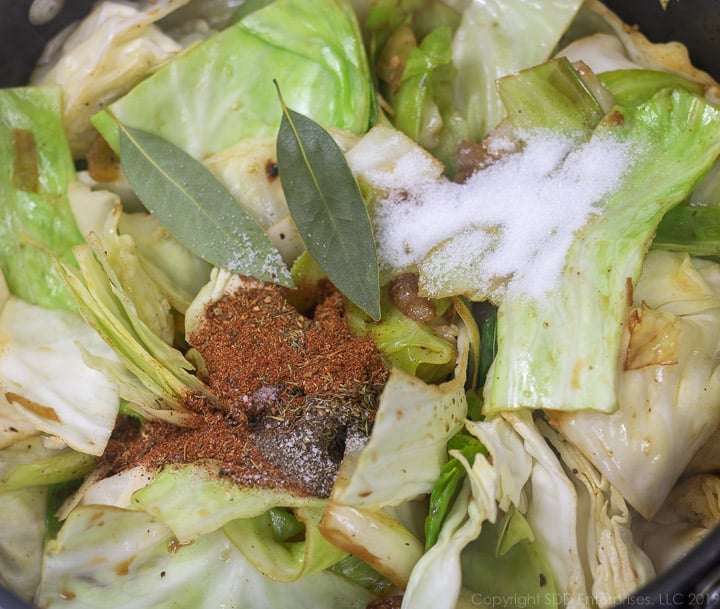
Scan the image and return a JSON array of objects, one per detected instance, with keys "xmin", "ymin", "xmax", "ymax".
[
  {"xmin": 538, "ymin": 420, "xmax": 654, "ymax": 608},
  {"xmin": 404, "ymin": 409, "xmax": 654, "ymax": 609},
  {"xmin": 130, "ymin": 462, "xmax": 327, "ymax": 543},
  {"xmin": 68, "ymin": 182, "xmax": 175, "ymax": 344},
  {"xmin": 30, "ymin": 0, "xmax": 188, "ymax": 158},
  {"xmin": 549, "ymin": 250, "xmax": 720, "ymax": 519},
  {"xmin": 0, "ymin": 486, "xmax": 46, "ymax": 602},
  {"xmin": 56, "ymin": 239, "xmax": 214, "ymax": 426},
  {"xmin": 401, "ymin": 414, "xmax": 533, "ymax": 609}
]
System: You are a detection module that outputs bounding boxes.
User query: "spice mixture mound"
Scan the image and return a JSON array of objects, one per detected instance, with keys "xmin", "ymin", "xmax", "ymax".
[{"xmin": 101, "ymin": 279, "xmax": 390, "ymax": 498}]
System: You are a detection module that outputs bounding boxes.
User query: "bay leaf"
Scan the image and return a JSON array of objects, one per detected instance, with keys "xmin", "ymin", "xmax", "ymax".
[
  {"xmin": 118, "ymin": 123, "xmax": 293, "ymax": 287},
  {"xmin": 276, "ymin": 100, "xmax": 381, "ymax": 320}
]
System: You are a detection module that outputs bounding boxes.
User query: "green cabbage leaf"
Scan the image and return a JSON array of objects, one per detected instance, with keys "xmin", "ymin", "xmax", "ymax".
[
  {"xmin": 72, "ymin": 459, "xmax": 352, "ymax": 587},
  {"xmin": 0, "ymin": 86, "xmax": 83, "ymax": 310},
  {"xmin": 346, "ymin": 287, "xmax": 456, "ymax": 384},
  {"xmin": 130, "ymin": 462, "xmax": 327, "ymax": 542},
  {"xmin": 451, "ymin": 0, "xmax": 584, "ymax": 140},
  {"xmin": 36, "ymin": 505, "xmax": 376, "ymax": 609},
  {"xmin": 92, "ymin": 0, "xmax": 374, "ymax": 159},
  {"xmin": 124, "ymin": 461, "xmax": 353, "ymax": 584},
  {"xmin": 484, "ymin": 87, "xmax": 720, "ymax": 415},
  {"xmin": 0, "ymin": 436, "xmax": 94, "ymax": 493},
  {"xmin": 401, "ymin": 414, "xmax": 532, "ymax": 609},
  {"xmin": 67, "ymin": 181, "xmax": 212, "ymax": 336},
  {"xmin": 224, "ymin": 506, "xmax": 347, "ymax": 583}
]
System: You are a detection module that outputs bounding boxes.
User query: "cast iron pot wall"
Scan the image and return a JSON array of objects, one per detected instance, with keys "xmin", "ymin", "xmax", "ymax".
[{"xmin": 1, "ymin": 1, "xmax": 720, "ymax": 609}]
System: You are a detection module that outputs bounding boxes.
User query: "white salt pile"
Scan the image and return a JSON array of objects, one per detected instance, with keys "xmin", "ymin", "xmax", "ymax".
[{"xmin": 370, "ymin": 132, "xmax": 634, "ymax": 301}]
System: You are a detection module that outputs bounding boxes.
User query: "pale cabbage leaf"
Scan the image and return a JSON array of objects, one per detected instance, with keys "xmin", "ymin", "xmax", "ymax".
[
  {"xmin": 332, "ymin": 343, "xmax": 468, "ymax": 508},
  {"xmin": 633, "ymin": 474, "xmax": 720, "ymax": 575},
  {"xmin": 31, "ymin": 0, "xmax": 189, "ymax": 158},
  {"xmin": 0, "ymin": 435, "xmax": 96, "ymax": 601},
  {"xmin": 36, "ymin": 505, "xmax": 375, "ymax": 609},
  {"xmin": 0, "ymin": 487, "xmax": 46, "ymax": 602},
  {"xmin": 538, "ymin": 420, "xmax": 655, "ymax": 608},
  {"xmin": 501, "ymin": 412, "xmax": 589, "ymax": 609},
  {"xmin": 451, "ymin": 0, "xmax": 584, "ymax": 139},
  {"xmin": 549, "ymin": 251, "xmax": 720, "ymax": 519},
  {"xmin": 0, "ymin": 295, "xmax": 119, "ymax": 456}
]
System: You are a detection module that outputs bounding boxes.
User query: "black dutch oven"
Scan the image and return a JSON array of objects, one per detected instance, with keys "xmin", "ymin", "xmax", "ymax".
[{"xmin": 1, "ymin": 1, "xmax": 720, "ymax": 609}]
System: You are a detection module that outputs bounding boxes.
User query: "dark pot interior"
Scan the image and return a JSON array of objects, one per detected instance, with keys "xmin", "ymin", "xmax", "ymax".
[{"xmin": 1, "ymin": 1, "xmax": 720, "ymax": 609}]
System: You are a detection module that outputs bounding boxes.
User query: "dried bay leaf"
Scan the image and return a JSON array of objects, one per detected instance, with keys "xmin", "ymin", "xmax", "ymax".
[
  {"xmin": 276, "ymin": 95, "xmax": 381, "ymax": 320},
  {"xmin": 118, "ymin": 123, "xmax": 293, "ymax": 287}
]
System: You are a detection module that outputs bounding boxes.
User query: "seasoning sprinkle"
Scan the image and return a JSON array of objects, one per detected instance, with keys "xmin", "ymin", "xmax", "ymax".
[{"xmin": 101, "ymin": 279, "xmax": 390, "ymax": 498}]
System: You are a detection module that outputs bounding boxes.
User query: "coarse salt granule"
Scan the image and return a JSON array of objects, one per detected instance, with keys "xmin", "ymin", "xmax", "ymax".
[{"xmin": 372, "ymin": 131, "xmax": 634, "ymax": 301}]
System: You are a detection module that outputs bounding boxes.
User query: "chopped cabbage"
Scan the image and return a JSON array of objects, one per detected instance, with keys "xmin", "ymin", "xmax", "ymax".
[
  {"xmin": 484, "ymin": 87, "xmax": 720, "ymax": 415},
  {"xmin": 36, "ymin": 505, "xmax": 376, "ymax": 609},
  {"xmin": 0, "ymin": 295, "xmax": 119, "ymax": 456},
  {"xmin": 224, "ymin": 506, "xmax": 347, "ymax": 582},
  {"xmin": 0, "ymin": 86, "xmax": 84, "ymax": 310},
  {"xmin": 549, "ymin": 251, "xmax": 720, "ymax": 519},
  {"xmin": 30, "ymin": 0, "xmax": 189, "ymax": 158},
  {"xmin": 401, "ymin": 415, "xmax": 532, "ymax": 609},
  {"xmin": 5, "ymin": 2, "xmax": 720, "ymax": 608},
  {"xmin": 633, "ymin": 474, "xmax": 720, "ymax": 575},
  {"xmin": 92, "ymin": 0, "xmax": 375, "ymax": 159},
  {"xmin": 451, "ymin": 0, "xmax": 584, "ymax": 139}
]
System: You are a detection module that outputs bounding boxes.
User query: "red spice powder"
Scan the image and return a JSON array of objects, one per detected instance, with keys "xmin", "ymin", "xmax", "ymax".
[{"xmin": 102, "ymin": 279, "xmax": 389, "ymax": 498}]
